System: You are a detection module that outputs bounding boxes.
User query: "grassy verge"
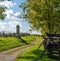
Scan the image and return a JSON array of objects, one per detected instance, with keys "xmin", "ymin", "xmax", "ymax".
[
  {"xmin": 0, "ymin": 37, "xmax": 25, "ymax": 52},
  {"xmin": 21, "ymin": 36, "xmax": 43, "ymax": 43},
  {"xmin": 0, "ymin": 36, "xmax": 43, "ymax": 52},
  {"xmin": 16, "ymin": 44, "xmax": 58, "ymax": 61}
]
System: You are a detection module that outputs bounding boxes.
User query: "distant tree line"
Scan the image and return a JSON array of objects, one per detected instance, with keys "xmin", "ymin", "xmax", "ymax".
[{"xmin": 0, "ymin": 32, "xmax": 41, "ymax": 37}]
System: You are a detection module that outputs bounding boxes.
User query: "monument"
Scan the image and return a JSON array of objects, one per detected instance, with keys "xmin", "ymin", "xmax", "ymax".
[{"xmin": 16, "ymin": 24, "xmax": 20, "ymax": 38}]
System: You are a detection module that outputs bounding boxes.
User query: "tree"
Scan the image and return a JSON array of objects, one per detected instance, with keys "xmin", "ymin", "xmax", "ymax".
[
  {"xmin": 0, "ymin": 0, "xmax": 11, "ymax": 20},
  {"xmin": 0, "ymin": 6, "xmax": 6, "ymax": 20},
  {"xmin": 20, "ymin": 0, "xmax": 60, "ymax": 35}
]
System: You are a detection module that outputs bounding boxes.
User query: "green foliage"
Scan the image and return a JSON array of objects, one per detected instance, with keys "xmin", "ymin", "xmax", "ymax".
[
  {"xmin": 0, "ymin": 0, "xmax": 11, "ymax": 20},
  {"xmin": 16, "ymin": 44, "xmax": 57, "ymax": 61},
  {"xmin": 0, "ymin": 7, "xmax": 6, "ymax": 20},
  {"xmin": 20, "ymin": 0, "xmax": 60, "ymax": 35}
]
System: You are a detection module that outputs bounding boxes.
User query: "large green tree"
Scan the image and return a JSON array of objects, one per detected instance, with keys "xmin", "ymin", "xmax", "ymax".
[
  {"xmin": 0, "ymin": 0, "xmax": 11, "ymax": 20},
  {"xmin": 20, "ymin": 0, "xmax": 60, "ymax": 35}
]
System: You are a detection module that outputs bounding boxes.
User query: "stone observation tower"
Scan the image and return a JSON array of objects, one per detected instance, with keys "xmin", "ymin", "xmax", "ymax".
[{"xmin": 16, "ymin": 25, "xmax": 20, "ymax": 38}]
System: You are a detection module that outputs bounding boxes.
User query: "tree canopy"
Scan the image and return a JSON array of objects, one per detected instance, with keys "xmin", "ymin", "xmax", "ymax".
[
  {"xmin": 0, "ymin": 6, "xmax": 6, "ymax": 20},
  {"xmin": 0, "ymin": 0, "xmax": 11, "ymax": 20},
  {"xmin": 20, "ymin": 0, "xmax": 60, "ymax": 35}
]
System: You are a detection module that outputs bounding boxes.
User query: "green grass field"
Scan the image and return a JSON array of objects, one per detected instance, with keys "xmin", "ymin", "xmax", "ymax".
[
  {"xmin": 0, "ymin": 36, "xmax": 42, "ymax": 52},
  {"xmin": 21, "ymin": 36, "xmax": 43, "ymax": 43},
  {"xmin": 0, "ymin": 37, "xmax": 25, "ymax": 52},
  {"xmin": 16, "ymin": 44, "xmax": 58, "ymax": 61}
]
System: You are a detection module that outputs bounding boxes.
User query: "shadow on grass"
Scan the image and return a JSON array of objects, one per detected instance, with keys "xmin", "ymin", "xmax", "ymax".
[
  {"xmin": 19, "ymin": 37, "xmax": 28, "ymax": 44},
  {"xmin": 17, "ymin": 49, "xmax": 59, "ymax": 61}
]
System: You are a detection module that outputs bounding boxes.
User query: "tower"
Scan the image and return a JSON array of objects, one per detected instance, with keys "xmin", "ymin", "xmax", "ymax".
[{"xmin": 16, "ymin": 25, "xmax": 20, "ymax": 38}]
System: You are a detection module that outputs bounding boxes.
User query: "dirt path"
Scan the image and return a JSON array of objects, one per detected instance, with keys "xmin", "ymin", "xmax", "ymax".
[{"xmin": 0, "ymin": 40, "xmax": 42, "ymax": 61}]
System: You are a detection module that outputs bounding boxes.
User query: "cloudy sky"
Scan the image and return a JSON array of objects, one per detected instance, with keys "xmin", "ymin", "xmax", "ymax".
[{"xmin": 0, "ymin": 0, "xmax": 41, "ymax": 34}]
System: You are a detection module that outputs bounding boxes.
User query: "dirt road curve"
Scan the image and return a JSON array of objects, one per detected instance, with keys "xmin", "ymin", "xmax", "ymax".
[{"xmin": 0, "ymin": 40, "xmax": 41, "ymax": 61}]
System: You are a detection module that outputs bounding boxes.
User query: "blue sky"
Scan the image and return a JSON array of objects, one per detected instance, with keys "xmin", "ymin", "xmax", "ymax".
[{"xmin": 0, "ymin": 0, "xmax": 41, "ymax": 34}]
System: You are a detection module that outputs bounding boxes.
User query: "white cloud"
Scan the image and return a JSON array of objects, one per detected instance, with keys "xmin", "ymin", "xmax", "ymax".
[
  {"xmin": 0, "ymin": 1, "xmax": 16, "ymax": 8},
  {"xmin": 30, "ymin": 30, "xmax": 41, "ymax": 35},
  {"xmin": 0, "ymin": 20, "xmax": 21, "ymax": 32},
  {"xmin": 0, "ymin": 1, "xmax": 25, "ymax": 33},
  {"xmin": 4, "ymin": 9, "xmax": 14, "ymax": 18},
  {"xmin": 4, "ymin": 9, "xmax": 25, "ymax": 21},
  {"xmin": 8, "ymin": 20, "xmax": 21, "ymax": 27},
  {"xmin": 9, "ymin": 12, "xmax": 21, "ymax": 20},
  {"xmin": 0, "ymin": 1, "xmax": 25, "ymax": 21},
  {"xmin": 0, "ymin": 1, "xmax": 23, "ymax": 20},
  {"xmin": 14, "ymin": 12, "xmax": 21, "ymax": 16},
  {"xmin": 0, "ymin": 22, "xmax": 7, "ymax": 31},
  {"xmin": 7, "ymin": 20, "xmax": 21, "ymax": 33}
]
